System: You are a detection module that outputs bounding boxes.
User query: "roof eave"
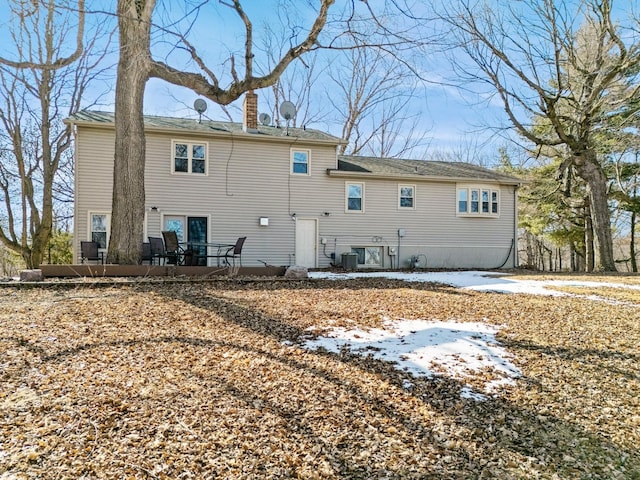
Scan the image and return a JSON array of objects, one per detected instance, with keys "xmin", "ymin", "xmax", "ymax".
[
  {"xmin": 65, "ymin": 117, "xmax": 346, "ymax": 147},
  {"xmin": 326, "ymin": 169, "xmax": 523, "ymax": 186}
]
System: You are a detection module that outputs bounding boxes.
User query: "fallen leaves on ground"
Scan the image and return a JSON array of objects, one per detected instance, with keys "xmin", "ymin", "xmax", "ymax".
[
  {"xmin": 546, "ymin": 285, "xmax": 640, "ymax": 304},
  {"xmin": 1, "ymin": 276, "xmax": 639, "ymax": 479}
]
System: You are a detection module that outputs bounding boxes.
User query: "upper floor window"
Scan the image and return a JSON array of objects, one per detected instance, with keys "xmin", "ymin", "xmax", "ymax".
[
  {"xmin": 457, "ymin": 185, "xmax": 499, "ymax": 217},
  {"xmin": 346, "ymin": 182, "xmax": 364, "ymax": 212},
  {"xmin": 291, "ymin": 149, "xmax": 310, "ymax": 175},
  {"xmin": 173, "ymin": 141, "xmax": 207, "ymax": 174},
  {"xmin": 398, "ymin": 184, "xmax": 415, "ymax": 209}
]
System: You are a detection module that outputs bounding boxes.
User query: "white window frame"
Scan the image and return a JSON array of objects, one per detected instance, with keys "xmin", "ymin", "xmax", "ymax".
[
  {"xmin": 351, "ymin": 246, "xmax": 383, "ymax": 268},
  {"xmin": 291, "ymin": 148, "xmax": 311, "ymax": 175},
  {"xmin": 87, "ymin": 211, "xmax": 110, "ymax": 252},
  {"xmin": 398, "ymin": 184, "xmax": 416, "ymax": 209},
  {"xmin": 163, "ymin": 215, "xmax": 188, "ymax": 243},
  {"xmin": 491, "ymin": 190, "xmax": 499, "ymax": 215},
  {"xmin": 456, "ymin": 185, "xmax": 500, "ymax": 217},
  {"xmin": 345, "ymin": 182, "xmax": 365, "ymax": 213},
  {"xmin": 171, "ymin": 140, "xmax": 208, "ymax": 175}
]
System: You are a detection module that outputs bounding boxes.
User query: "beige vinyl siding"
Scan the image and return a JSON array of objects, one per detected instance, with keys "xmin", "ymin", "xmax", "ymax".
[
  {"xmin": 316, "ymin": 179, "xmax": 516, "ymax": 269},
  {"xmin": 144, "ymin": 131, "xmax": 340, "ymax": 267},
  {"xmin": 74, "ymin": 121, "xmax": 518, "ymax": 269},
  {"xmin": 73, "ymin": 128, "xmax": 115, "ymax": 262}
]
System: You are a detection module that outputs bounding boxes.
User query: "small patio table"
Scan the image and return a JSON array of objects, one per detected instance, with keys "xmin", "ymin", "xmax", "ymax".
[{"xmin": 182, "ymin": 241, "xmax": 235, "ymax": 267}]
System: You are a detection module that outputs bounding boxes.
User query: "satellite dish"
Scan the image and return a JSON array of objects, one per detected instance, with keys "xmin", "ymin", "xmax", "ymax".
[
  {"xmin": 194, "ymin": 98, "xmax": 207, "ymax": 114},
  {"xmin": 259, "ymin": 113, "xmax": 271, "ymax": 126},
  {"xmin": 194, "ymin": 98, "xmax": 207, "ymax": 123},
  {"xmin": 279, "ymin": 101, "xmax": 296, "ymax": 121}
]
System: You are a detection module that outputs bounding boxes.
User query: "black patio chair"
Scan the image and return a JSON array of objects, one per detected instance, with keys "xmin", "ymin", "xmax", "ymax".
[
  {"xmin": 141, "ymin": 242, "xmax": 152, "ymax": 265},
  {"xmin": 80, "ymin": 241, "xmax": 104, "ymax": 264},
  {"xmin": 162, "ymin": 231, "xmax": 190, "ymax": 265},
  {"xmin": 216, "ymin": 236, "xmax": 246, "ymax": 273},
  {"xmin": 148, "ymin": 236, "xmax": 168, "ymax": 265}
]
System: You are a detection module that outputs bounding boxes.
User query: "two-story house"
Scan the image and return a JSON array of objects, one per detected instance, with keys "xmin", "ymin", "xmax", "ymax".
[{"xmin": 66, "ymin": 94, "xmax": 522, "ymax": 270}]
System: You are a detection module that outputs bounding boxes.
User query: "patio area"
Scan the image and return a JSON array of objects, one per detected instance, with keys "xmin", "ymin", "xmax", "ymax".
[{"xmin": 37, "ymin": 264, "xmax": 286, "ymax": 279}]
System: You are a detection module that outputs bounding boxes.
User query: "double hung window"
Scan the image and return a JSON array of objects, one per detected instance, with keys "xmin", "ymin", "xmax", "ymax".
[
  {"xmin": 346, "ymin": 182, "xmax": 364, "ymax": 212},
  {"xmin": 90, "ymin": 213, "xmax": 109, "ymax": 248},
  {"xmin": 172, "ymin": 141, "xmax": 207, "ymax": 174},
  {"xmin": 291, "ymin": 149, "xmax": 310, "ymax": 175},
  {"xmin": 398, "ymin": 185, "xmax": 415, "ymax": 209}
]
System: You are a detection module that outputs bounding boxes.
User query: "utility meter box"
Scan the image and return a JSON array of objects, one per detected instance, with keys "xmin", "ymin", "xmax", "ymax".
[
  {"xmin": 388, "ymin": 246, "xmax": 397, "ymax": 256},
  {"xmin": 341, "ymin": 252, "xmax": 358, "ymax": 270}
]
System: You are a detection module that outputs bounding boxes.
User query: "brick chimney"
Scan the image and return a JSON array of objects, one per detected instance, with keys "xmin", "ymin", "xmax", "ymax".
[{"xmin": 243, "ymin": 90, "xmax": 258, "ymax": 132}]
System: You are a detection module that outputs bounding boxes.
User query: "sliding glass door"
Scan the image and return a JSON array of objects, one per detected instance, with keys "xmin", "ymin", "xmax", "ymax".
[
  {"xmin": 163, "ymin": 215, "xmax": 208, "ymax": 266},
  {"xmin": 187, "ymin": 217, "xmax": 207, "ymax": 265}
]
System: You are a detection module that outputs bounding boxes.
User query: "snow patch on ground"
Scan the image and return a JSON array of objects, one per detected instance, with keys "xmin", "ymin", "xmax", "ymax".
[
  {"xmin": 303, "ymin": 318, "xmax": 521, "ymax": 401},
  {"xmin": 303, "ymin": 270, "xmax": 639, "ymax": 400},
  {"xmin": 308, "ymin": 270, "xmax": 640, "ymax": 296}
]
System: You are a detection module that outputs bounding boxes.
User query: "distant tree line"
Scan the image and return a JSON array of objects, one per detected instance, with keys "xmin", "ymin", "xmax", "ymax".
[{"xmin": 438, "ymin": 0, "xmax": 640, "ymax": 272}]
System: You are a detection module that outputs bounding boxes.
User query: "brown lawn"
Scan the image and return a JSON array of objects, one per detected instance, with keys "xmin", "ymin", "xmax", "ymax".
[{"xmin": 1, "ymin": 275, "xmax": 639, "ymax": 479}]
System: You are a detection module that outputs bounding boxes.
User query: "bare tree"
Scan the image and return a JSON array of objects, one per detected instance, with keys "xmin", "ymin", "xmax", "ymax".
[
  {"xmin": 257, "ymin": 19, "xmax": 429, "ymax": 156},
  {"xmin": 109, "ymin": 0, "xmax": 424, "ymax": 263},
  {"xmin": 611, "ymin": 147, "xmax": 640, "ymax": 272},
  {"xmin": 0, "ymin": 0, "xmax": 110, "ymax": 268},
  {"xmin": 439, "ymin": 0, "xmax": 640, "ymax": 271},
  {"xmin": 107, "ymin": 0, "xmax": 337, "ymax": 264},
  {"xmin": 328, "ymin": 44, "xmax": 428, "ymax": 158},
  {"xmin": 255, "ymin": 14, "xmax": 329, "ymax": 129},
  {"xmin": 428, "ymin": 135, "xmax": 497, "ymax": 166}
]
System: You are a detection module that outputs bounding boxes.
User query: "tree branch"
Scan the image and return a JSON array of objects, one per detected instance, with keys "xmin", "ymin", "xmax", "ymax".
[
  {"xmin": 0, "ymin": 0, "xmax": 86, "ymax": 70},
  {"xmin": 149, "ymin": 0, "xmax": 334, "ymax": 105}
]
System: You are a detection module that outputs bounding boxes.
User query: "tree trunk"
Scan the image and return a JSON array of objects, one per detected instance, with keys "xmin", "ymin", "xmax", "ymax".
[
  {"xmin": 537, "ymin": 239, "xmax": 546, "ymax": 271},
  {"xmin": 584, "ymin": 205, "xmax": 594, "ymax": 273},
  {"xmin": 571, "ymin": 242, "xmax": 585, "ymax": 272},
  {"xmin": 107, "ymin": 0, "xmax": 154, "ymax": 264},
  {"xmin": 631, "ymin": 210, "xmax": 637, "ymax": 273},
  {"xmin": 574, "ymin": 153, "xmax": 617, "ymax": 271},
  {"xmin": 558, "ymin": 247, "xmax": 563, "ymax": 271},
  {"xmin": 29, "ymin": 69, "xmax": 55, "ymax": 268}
]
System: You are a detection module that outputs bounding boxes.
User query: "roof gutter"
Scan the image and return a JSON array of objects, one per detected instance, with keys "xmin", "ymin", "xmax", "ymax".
[{"xmin": 326, "ymin": 168, "xmax": 523, "ymax": 186}]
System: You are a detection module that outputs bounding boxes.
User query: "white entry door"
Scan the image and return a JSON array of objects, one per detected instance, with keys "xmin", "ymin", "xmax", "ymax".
[{"xmin": 295, "ymin": 218, "xmax": 317, "ymax": 268}]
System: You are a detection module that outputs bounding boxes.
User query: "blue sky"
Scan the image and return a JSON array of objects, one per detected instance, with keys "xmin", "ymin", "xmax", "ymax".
[
  {"xmin": 51, "ymin": 0, "xmax": 504, "ymax": 159},
  {"xmin": 4, "ymin": 1, "xmax": 632, "ymax": 162},
  {"xmin": 142, "ymin": 66, "xmax": 505, "ymax": 159},
  {"xmin": 135, "ymin": 0, "xmax": 513, "ymax": 160},
  {"xmin": 0, "ymin": 1, "xmax": 512, "ymax": 160}
]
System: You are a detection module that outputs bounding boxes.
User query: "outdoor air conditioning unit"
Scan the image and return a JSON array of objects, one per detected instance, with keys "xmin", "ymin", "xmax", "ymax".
[{"xmin": 341, "ymin": 252, "xmax": 358, "ymax": 270}]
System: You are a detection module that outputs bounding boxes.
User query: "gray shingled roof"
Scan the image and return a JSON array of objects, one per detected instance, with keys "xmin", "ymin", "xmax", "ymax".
[
  {"xmin": 66, "ymin": 110, "xmax": 343, "ymax": 144},
  {"xmin": 336, "ymin": 155, "xmax": 522, "ymax": 184},
  {"xmin": 66, "ymin": 111, "xmax": 521, "ymax": 184}
]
